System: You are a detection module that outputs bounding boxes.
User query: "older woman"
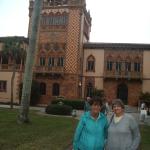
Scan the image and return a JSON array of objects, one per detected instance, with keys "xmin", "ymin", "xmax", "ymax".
[
  {"xmin": 106, "ymin": 99, "xmax": 141, "ymax": 150},
  {"xmin": 73, "ymin": 97, "xmax": 108, "ymax": 150}
]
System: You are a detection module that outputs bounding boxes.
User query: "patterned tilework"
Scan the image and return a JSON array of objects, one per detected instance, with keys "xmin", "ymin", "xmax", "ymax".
[
  {"xmin": 65, "ymin": 9, "xmax": 81, "ymax": 74},
  {"xmin": 39, "ymin": 32, "xmax": 67, "ymax": 43}
]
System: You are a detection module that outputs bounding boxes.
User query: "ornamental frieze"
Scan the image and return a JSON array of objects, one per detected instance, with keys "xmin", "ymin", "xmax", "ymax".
[{"xmin": 41, "ymin": 8, "xmax": 69, "ymax": 14}]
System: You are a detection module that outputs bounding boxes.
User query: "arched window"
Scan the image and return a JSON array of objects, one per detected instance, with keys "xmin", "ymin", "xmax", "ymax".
[
  {"xmin": 134, "ymin": 56, "xmax": 141, "ymax": 72},
  {"xmin": 2, "ymin": 55, "xmax": 8, "ymax": 64},
  {"xmin": 57, "ymin": 57, "xmax": 64, "ymax": 67},
  {"xmin": 40, "ymin": 83, "xmax": 46, "ymax": 95},
  {"xmin": 115, "ymin": 56, "xmax": 122, "ymax": 72},
  {"xmin": 86, "ymin": 82, "xmax": 93, "ymax": 97},
  {"xmin": 106, "ymin": 55, "xmax": 113, "ymax": 71},
  {"xmin": 52, "ymin": 83, "xmax": 60, "ymax": 96},
  {"xmin": 125, "ymin": 56, "xmax": 131, "ymax": 72},
  {"xmin": 48, "ymin": 57, "xmax": 55, "ymax": 67},
  {"xmin": 40, "ymin": 57, "xmax": 46, "ymax": 66},
  {"xmin": 86, "ymin": 55, "xmax": 95, "ymax": 72},
  {"xmin": 41, "ymin": 15, "xmax": 68, "ymax": 26}
]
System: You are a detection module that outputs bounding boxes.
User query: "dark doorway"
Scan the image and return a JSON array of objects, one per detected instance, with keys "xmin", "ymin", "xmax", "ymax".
[
  {"xmin": 86, "ymin": 82, "xmax": 93, "ymax": 97},
  {"xmin": 40, "ymin": 83, "xmax": 46, "ymax": 95},
  {"xmin": 52, "ymin": 83, "xmax": 60, "ymax": 96},
  {"xmin": 117, "ymin": 83, "xmax": 128, "ymax": 104}
]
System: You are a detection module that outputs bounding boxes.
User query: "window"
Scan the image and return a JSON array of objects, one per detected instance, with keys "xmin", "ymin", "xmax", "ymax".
[
  {"xmin": 40, "ymin": 57, "xmax": 45, "ymax": 66},
  {"xmin": 47, "ymin": 0, "xmax": 68, "ymax": 6},
  {"xmin": 86, "ymin": 82, "xmax": 93, "ymax": 97},
  {"xmin": 16, "ymin": 57, "xmax": 21, "ymax": 64},
  {"xmin": 2, "ymin": 56, "xmax": 8, "ymax": 64},
  {"xmin": 116, "ymin": 62, "xmax": 122, "ymax": 72},
  {"xmin": 107, "ymin": 61, "xmax": 113, "ymax": 71},
  {"xmin": 40, "ymin": 83, "xmax": 46, "ymax": 95},
  {"xmin": 54, "ymin": 43, "xmax": 59, "ymax": 51},
  {"xmin": 52, "ymin": 83, "xmax": 60, "ymax": 96},
  {"xmin": 87, "ymin": 61, "xmax": 94, "ymax": 71},
  {"xmin": 0, "ymin": 81, "xmax": 7, "ymax": 92},
  {"xmin": 134, "ymin": 62, "xmax": 140, "ymax": 72},
  {"xmin": 41, "ymin": 15, "xmax": 68, "ymax": 26},
  {"xmin": 48, "ymin": 57, "xmax": 55, "ymax": 67},
  {"xmin": 87, "ymin": 56, "xmax": 95, "ymax": 72},
  {"xmin": 125, "ymin": 62, "xmax": 131, "ymax": 71},
  {"xmin": 44, "ymin": 43, "xmax": 50, "ymax": 51},
  {"xmin": 57, "ymin": 57, "xmax": 64, "ymax": 67}
]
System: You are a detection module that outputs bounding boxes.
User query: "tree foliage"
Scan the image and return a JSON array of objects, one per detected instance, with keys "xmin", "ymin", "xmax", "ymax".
[
  {"xmin": 92, "ymin": 88, "xmax": 105, "ymax": 100},
  {"xmin": 0, "ymin": 37, "xmax": 27, "ymax": 109},
  {"xmin": 139, "ymin": 92, "xmax": 150, "ymax": 102}
]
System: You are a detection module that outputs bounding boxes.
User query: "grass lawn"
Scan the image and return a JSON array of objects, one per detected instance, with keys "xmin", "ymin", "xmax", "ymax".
[
  {"xmin": 140, "ymin": 125, "xmax": 150, "ymax": 150},
  {"xmin": 0, "ymin": 108, "xmax": 78, "ymax": 150},
  {"xmin": 0, "ymin": 108, "xmax": 150, "ymax": 150}
]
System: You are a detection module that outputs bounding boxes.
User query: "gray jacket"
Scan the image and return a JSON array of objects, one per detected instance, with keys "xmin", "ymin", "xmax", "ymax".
[{"xmin": 106, "ymin": 114, "xmax": 141, "ymax": 150}]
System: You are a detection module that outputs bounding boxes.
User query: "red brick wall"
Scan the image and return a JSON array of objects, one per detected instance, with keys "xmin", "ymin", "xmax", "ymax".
[
  {"xmin": 104, "ymin": 79, "xmax": 142, "ymax": 106},
  {"xmin": 34, "ymin": 74, "xmax": 80, "ymax": 104}
]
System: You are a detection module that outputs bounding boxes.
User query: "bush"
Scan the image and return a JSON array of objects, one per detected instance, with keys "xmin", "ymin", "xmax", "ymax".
[
  {"xmin": 139, "ymin": 92, "xmax": 150, "ymax": 107},
  {"xmin": 45, "ymin": 104, "xmax": 73, "ymax": 116},
  {"xmin": 51, "ymin": 100, "xmax": 84, "ymax": 110}
]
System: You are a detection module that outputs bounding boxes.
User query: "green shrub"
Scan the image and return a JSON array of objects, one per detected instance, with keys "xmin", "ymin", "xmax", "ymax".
[
  {"xmin": 139, "ymin": 92, "xmax": 150, "ymax": 107},
  {"xmin": 51, "ymin": 100, "xmax": 84, "ymax": 110},
  {"xmin": 45, "ymin": 104, "xmax": 73, "ymax": 116},
  {"xmin": 56, "ymin": 96, "xmax": 65, "ymax": 101}
]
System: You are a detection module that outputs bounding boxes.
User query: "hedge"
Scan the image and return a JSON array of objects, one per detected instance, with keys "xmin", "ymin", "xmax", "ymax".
[
  {"xmin": 45, "ymin": 104, "xmax": 73, "ymax": 116},
  {"xmin": 51, "ymin": 100, "xmax": 84, "ymax": 110}
]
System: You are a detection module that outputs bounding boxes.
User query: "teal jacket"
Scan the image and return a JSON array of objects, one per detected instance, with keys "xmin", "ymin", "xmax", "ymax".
[{"xmin": 73, "ymin": 111, "xmax": 108, "ymax": 150}]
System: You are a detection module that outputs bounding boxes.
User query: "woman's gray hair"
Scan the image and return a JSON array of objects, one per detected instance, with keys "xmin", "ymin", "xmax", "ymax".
[{"xmin": 112, "ymin": 99, "xmax": 125, "ymax": 109}]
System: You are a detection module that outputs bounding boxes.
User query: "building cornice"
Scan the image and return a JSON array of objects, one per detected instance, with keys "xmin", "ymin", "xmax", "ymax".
[
  {"xmin": 84, "ymin": 42, "xmax": 150, "ymax": 50},
  {"xmin": 0, "ymin": 36, "xmax": 28, "ymax": 43}
]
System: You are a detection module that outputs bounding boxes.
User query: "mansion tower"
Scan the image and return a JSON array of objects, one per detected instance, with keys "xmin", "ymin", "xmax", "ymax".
[{"xmin": 29, "ymin": 0, "xmax": 91, "ymax": 104}]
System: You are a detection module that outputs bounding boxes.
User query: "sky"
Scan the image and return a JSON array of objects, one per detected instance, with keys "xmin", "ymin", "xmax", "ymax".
[{"xmin": 0, "ymin": 0, "xmax": 150, "ymax": 44}]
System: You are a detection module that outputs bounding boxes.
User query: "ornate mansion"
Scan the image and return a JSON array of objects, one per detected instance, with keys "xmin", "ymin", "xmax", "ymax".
[{"xmin": 0, "ymin": 0, "xmax": 150, "ymax": 106}]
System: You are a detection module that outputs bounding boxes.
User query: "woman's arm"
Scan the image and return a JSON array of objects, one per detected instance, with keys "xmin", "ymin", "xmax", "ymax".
[
  {"xmin": 73, "ymin": 114, "xmax": 86, "ymax": 150},
  {"xmin": 104, "ymin": 117, "xmax": 109, "ymax": 140},
  {"xmin": 129, "ymin": 116, "xmax": 141, "ymax": 150}
]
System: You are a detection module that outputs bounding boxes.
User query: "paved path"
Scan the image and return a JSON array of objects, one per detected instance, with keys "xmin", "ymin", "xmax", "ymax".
[
  {"xmin": 0, "ymin": 104, "xmax": 45, "ymax": 112},
  {"xmin": 75, "ymin": 106, "xmax": 150, "ymax": 126},
  {"xmin": 0, "ymin": 104, "xmax": 149, "ymax": 125},
  {"xmin": 0, "ymin": 104, "xmax": 150, "ymax": 124}
]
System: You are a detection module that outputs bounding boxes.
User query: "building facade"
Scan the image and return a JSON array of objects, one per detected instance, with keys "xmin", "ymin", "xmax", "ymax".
[
  {"xmin": 0, "ymin": 0, "xmax": 150, "ymax": 106},
  {"xmin": 29, "ymin": 0, "xmax": 91, "ymax": 104},
  {"xmin": 0, "ymin": 37, "xmax": 28, "ymax": 103},
  {"xmin": 83, "ymin": 43, "xmax": 150, "ymax": 106}
]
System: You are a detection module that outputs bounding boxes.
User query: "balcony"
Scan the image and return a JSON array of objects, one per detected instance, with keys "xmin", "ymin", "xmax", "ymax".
[
  {"xmin": 0, "ymin": 64, "xmax": 23, "ymax": 71},
  {"xmin": 104, "ymin": 70, "xmax": 142, "ymax": 80},
  {"xmin": 34, "ymin": 66, "xmax": 64, "ymax": 74}
]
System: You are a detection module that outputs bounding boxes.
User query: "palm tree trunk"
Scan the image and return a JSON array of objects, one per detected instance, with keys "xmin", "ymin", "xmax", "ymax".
[
  {"xmin": 18, "ymin": 0, "xmax": 42, "ymax": 123},
  {"xmin": 10, "ymin": 63, "xmax": 16, "ymax": 109}
]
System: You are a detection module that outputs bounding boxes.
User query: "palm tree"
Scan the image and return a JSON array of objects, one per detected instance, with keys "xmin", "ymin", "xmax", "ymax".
[
  {"xmin": 1, "ymin": 37, "xmax": 27, "ymax": 109},
  {"xmin": 18, "ymin": 0, "xmax": 42, "ymax": 123}
]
